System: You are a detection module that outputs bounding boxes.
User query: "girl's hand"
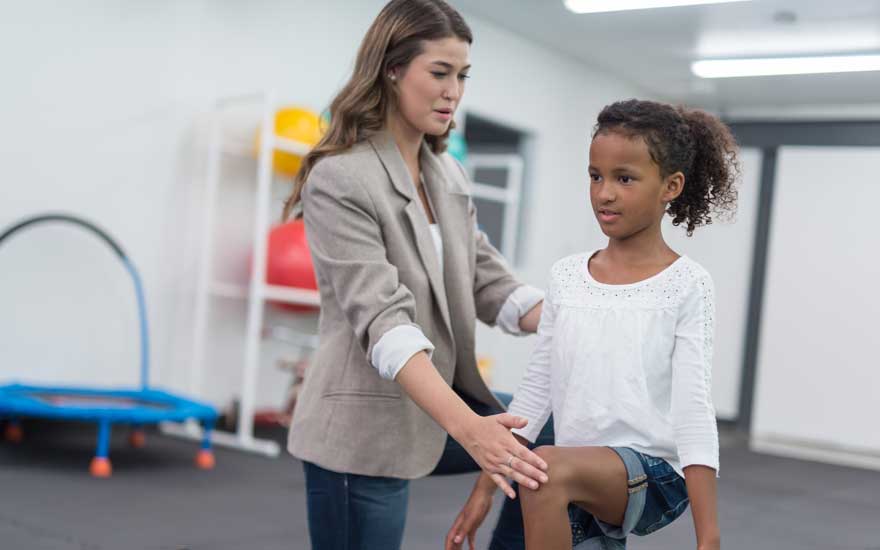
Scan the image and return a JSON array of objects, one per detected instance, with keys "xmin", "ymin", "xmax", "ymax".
[
  {"xmin": 445, "ymin": 480, "xmax": 494, "ymax": 549},
  {"xmin": 455, "ymin": 413, "xmax": 549, "ymax": 498}
]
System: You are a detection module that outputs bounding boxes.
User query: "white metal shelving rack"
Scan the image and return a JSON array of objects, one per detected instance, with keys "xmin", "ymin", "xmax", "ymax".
[{"xmin": 161, "ymin": 90, "xmax": 319, "ymax": 457}]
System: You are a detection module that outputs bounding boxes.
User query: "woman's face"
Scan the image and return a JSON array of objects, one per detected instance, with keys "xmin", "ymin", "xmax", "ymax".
[{"xmin": 390, "ymin": 37, "xmax": 470, "ymax": 136}]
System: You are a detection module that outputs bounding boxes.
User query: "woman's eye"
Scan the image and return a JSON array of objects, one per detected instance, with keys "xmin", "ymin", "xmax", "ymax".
[
  {"xmin": 458, "ymin": 73, "xmax": 470, "ymax": 81},
  {"xmin": 431, "ymin": 72, "xmax": 448, "ymax": 79}
]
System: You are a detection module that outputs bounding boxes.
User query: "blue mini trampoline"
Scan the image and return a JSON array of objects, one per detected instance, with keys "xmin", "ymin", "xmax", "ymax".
[{"xmin": 0, "ymin": 213, "xmax": 218, "ymax": 477}]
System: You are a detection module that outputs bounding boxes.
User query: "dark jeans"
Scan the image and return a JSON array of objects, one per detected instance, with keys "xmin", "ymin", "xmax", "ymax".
[
  {"xmin": 303, "ymin": 461, "xmax": 410, "ymax": 550},
  {"xmin": 568, "ymin": 447, "xmax": 690, "ymax": 549},
  {"xmin": 302, "ymin": 392, "xmax": 555, "ymax": 550}
]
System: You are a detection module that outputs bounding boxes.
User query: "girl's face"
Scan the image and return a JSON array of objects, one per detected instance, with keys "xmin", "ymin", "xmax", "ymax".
[
  {"xmin": 390, "ymin": 37, "xmax": 470, "ymax": 137},
  {"xmin": 588, "ymin": 131, "xmax": 684, "ymax": 241}
]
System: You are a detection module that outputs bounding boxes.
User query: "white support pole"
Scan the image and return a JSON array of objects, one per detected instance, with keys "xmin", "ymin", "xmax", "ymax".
[
  {"xmin": 189, "ymin": 105, "xmax": 224, "ymax": 399},
  {"xmin": 237, "ymin": 90, "xmax": 277, "ymax": 447}
]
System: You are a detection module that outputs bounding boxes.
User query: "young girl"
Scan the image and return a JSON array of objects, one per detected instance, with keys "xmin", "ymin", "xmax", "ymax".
[{"xmin": 447, "ymin": 99, "xmax": 739, "ymax": 550}]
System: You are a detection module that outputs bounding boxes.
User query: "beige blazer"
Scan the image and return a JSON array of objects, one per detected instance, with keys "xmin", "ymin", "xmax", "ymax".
[{"xmin": 287, "ymin": 130, "xmax": 523, "ymax": 479}]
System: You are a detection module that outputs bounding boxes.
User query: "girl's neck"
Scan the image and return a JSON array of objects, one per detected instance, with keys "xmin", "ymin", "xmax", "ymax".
[{"xmin": 603, "ymin": 221, "xmax": 676, "ymax": 267}]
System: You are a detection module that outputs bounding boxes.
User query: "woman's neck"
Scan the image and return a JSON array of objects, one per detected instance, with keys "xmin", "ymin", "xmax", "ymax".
[{"xmin": 386, "ymin": 112, "xmax": 424, "ymax": 178}]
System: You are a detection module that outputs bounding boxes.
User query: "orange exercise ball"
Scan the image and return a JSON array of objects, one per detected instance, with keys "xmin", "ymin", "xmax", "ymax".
[
  {"xmin": 266, "ymin": 219, "xmax": 318, "ymax": 312},
  {"xmin": 256, "ymin": 107, "xmax": 324, "ymax": 177}
]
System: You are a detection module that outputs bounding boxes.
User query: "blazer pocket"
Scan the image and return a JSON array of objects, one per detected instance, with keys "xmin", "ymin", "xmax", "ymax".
[{"xmin": 321, "ymin": 390, "xmax": 401, "ymax": 402}]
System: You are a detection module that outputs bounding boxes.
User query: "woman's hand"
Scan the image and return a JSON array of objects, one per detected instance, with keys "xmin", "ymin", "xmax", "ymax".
[
  {"xmin": 454, "ymin": 413, "xmax": 549, "ymax": 498},
  {"xmin": 394, "ymin": 354, "xmax": 549, "ymax": 496},
  {"xmin": 445, "ymin": 474, "xmax": 495, "ymax": 549}
]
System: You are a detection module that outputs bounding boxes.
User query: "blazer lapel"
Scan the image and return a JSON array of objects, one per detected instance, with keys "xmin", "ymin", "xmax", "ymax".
[
  {"xmin": 420, "ymin": 143, "xmax": 470, "ymax": 334},
  {"xmin": 368, "ymin": 131, "xmax": 452, "ymax": 336}
]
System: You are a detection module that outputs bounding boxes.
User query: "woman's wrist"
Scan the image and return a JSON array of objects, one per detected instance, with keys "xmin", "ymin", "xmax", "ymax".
[
  {"xmin": 396, "ymin": 352, "xmax": 478, "ymax": 441},
  {"xmin": 447, "ymin": 407, "xmax": 480, "ymax": 444}
]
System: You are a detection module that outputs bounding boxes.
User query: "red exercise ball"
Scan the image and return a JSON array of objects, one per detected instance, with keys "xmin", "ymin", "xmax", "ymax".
[{"xmin": 266, "ymin": 220, "xmax": 318, "ymax": 312}]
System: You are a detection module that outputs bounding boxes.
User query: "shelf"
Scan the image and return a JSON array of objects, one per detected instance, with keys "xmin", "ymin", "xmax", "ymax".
[
  {"xmin": 210, "ymin": 281, "xmax": 320, "ymax": 307},
  {"xmin": 273, "ymin": 136, "xmax": 311, "ymax": 156},
  {"xmin": 263, "ymin": 284, "xmax": 320, "ymax": 306},
  {"xmin": 191, "ymin": 90, "xmax": 319, "ymax": 458},
  {"xmin": 221, "ymin": 135, "xmax": 312, "ymax": 158}
]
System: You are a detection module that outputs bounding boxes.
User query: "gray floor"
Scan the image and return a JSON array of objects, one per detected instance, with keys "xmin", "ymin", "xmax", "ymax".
[{"xmin": 1, "ymin": 421, "xmax": 879, "ymax": 549}]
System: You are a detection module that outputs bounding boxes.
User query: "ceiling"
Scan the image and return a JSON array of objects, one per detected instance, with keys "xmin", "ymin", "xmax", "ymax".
[{"xmin": 455, "ymin": 0, "xmax": 880, "ymax": 116}]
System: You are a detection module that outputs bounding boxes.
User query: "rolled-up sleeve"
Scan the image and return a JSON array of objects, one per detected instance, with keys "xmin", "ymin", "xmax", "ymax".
[
  {"xmin": 302, "ymin": 160, "xmax": 431, "ymax": 379},
  {"xmin": 370, "ymin": 325, "xmax": 435, "ymax": 380},
  {"xmin": 495, "ymin": 285, "xmax": 545, "ymax": 335}
]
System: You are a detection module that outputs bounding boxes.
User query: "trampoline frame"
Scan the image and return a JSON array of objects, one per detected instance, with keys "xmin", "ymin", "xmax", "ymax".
[{"xmin": 0, "ymin": 213, "xmax": 218, "ymax": 477}]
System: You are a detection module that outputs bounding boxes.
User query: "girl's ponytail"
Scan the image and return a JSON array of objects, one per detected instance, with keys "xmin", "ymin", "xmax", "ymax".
[{"xmin": 670, "ymin": 106, "xmax": 740, "ymax": 235}]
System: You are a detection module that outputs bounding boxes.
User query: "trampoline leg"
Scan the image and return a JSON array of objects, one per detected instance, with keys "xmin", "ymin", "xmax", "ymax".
[
  {"xmin": 4, "ymin": 419, "xmax": 23, "ymax": 444},
  {"xmin": 128, "ymin": 424, "xmax": 146, "ymax": 448},
  {"xmin": 195, "ymin": 421, "xmax": 215, "ymax": 470},
  {"xmin": 90, "ymin": 420, "xmax": 113, "ymax": 478}
]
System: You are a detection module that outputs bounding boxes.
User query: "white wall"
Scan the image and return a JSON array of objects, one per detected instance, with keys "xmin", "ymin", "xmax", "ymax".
[
  {"xmin": 751, "ymin": 146, "xmax": 880, "ymax": 470},
  {"xmin": 0, "ymin": 1, "xmax": 650, "ymax": 411}
]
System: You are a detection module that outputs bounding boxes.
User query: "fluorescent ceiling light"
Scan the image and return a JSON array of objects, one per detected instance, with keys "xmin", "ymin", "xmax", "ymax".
[
  {"xmin": 564, "ymin": 0, "xmax": 750, "ymax": 14},
  {"xmin": 692, "ymin": 54, "xmax": 880, "ymax": 78}
]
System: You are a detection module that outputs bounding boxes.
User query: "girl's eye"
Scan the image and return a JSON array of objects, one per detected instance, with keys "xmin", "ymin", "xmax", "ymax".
[
  {"xmin": 589, "ymin": 174, "xmax": 601, "ymax": 183},
  {"xmin": 619, "ymin": 175, "xmax": 633, "ymax": 184}
]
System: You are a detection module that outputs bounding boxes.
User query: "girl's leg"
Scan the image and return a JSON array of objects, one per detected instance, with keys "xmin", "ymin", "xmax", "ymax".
[
  {"xmin": 303, "ymin": 461, "xmax": 410, "ymax": 550},
  {"xmin": 489, "ymin": 392, "xmax": 556, "ymax": 549},
  {"xmin": 488, "ymin": 417, "xmax": 557, "ymax": 550},
  {"xmin": 519, "ymin": 446, "xmax": 629, "ymax": 550},
  {"xmin": 430, "ymin": 391, "xmax": 556, "ymax": 550}
]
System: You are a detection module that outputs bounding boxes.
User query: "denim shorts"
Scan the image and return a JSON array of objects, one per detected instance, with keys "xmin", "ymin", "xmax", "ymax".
[{"xmin": 570, "ymin": 447, "xmax": 689, "ymax": 549}]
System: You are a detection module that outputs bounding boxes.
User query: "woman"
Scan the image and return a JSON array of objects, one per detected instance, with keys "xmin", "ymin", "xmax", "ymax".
[{"xmin": 285, "ymin": 1, "xmax": 551, "ymax": 548}]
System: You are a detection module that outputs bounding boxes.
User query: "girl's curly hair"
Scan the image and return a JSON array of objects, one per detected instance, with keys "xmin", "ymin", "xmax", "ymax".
[{"xmin": 593, "ymin": 99, "xmax": 740, "ymax": 236}]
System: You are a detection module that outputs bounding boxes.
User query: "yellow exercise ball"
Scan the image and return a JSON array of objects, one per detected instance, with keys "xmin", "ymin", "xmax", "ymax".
[{"xmin": 257, "ymin": 107, "xmax": 324, "ymax": 176}]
